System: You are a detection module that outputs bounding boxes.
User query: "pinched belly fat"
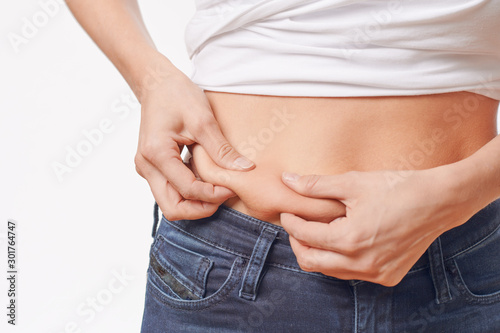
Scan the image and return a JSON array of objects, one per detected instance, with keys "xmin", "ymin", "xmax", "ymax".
[{"xmin": 189, "ymin": 91, "xmax": 498, "ymax": 225}]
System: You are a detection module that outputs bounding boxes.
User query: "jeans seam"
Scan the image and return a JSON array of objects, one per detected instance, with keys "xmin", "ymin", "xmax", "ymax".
[
  {"xmin": 449, "ymin": 258, "xmax": 500, "ymax": 305},
  {"xmin": 148, "ymin": 267, "xmax": 183, "ymax": 300},
  {"xmin": 195, "ymin": 257, "xmax": 213, "ymax": 297},
  {"xmin": 427, "ymin": 238, "xmax": 452, "ymax": 304},
  {"xmin": 266, "ymin": 262, "xmax": 345, "ymax": 281},
  {"xmin": 161, "ymin": 217, "xmax": 429, "ymax": 283},
  {"xmin": 445, "ymin": 221, "xmax": 500, "ymax": 261},
  {"xmin": 146, "ymin": 256, "xmax": 246, "ymax": 311},
  {"xmin": 164, "ymin": 218, "xmax": 251, "ymax": 259},
  {"xmin": 152, "ymin": 234, "xmax": 206, "ymax": 297},
  {"xmin": 353, "ymin": 284, "xmax": 358, "ymax": 333},
  {"xmin": 163, "ymin": 219, "xmax": 337, "ymax": 280}
]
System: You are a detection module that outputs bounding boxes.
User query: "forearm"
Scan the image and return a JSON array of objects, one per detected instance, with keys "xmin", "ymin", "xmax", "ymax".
[
  {"xmin": 66, "ymin": 0, "xmax": 178, "ymax": 100},
  {"xmin": 440, "ymin": 133, "xmax": 500, "ymax": 225}
]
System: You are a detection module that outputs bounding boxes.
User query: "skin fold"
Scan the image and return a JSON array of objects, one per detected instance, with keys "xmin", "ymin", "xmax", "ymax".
[
  {"xmin": 187, "ymin": 90, "xmax": 500, "ymax": 285},
  {"xmin": 190, "ymin": 90, "xmax": 498, "ymax": 225}
]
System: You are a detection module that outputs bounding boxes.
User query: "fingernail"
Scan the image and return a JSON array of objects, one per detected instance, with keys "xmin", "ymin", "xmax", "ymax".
[
  {"xmin": 282, "ymin": 172, "xmax": 300, "ymax": 183},
  {"xmin": 234, "ymin": 157, "xmax": 254, "ymax": 169}
]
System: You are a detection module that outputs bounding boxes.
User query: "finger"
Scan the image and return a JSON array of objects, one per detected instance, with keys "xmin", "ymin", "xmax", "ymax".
[
  {"xmin": 186, "ymin": 145, "xmax": 204, "ymax": 181},
  {"xmin": 292, "ymin": 235, "xmax": 412, "ymax": 286},
  {"xmin": 164, "ymin": 181, "xmax": 221, "ymax": 220},
  {"xmin": 187, "ymin": 159, "xmax": 201, "ymax": 181},
  {"xmin": 184, "ymin": 160, "xmax": 202, "ymax": 181},
  {"xmin": 283, "ymin": 195, "xmax": 346, "ymax": 224},
  {"xmin": 190, "ymin": 143, "xmax": 239, "ymax": 186},
  {"xmin": 280, "ymin": 213, "xmax": 349, "ymax": 252},
  {"xmin": 187, "ymin": 149, "xmax": 234, "ymax": 189},
  {"xmin": 281, "ymin": 172, "xmax": 356, "ymax": 201},
  {"xmin": 289, "ymin": 236, "xmax": 358, "ymax": 280},
  {"xmin": 182, "ymin": 149, "xmax": 202, "ymax": 181},
  {"xmin": 146, "ymin": 140, "xmax": 235, "ymax": 203},
  {"xmin": 194, "ymin": 117, "xmax": 255, "ymax": 171},
  {"xmin": 146, "ymin": 167, "xmax": 224, "ymax": 220}
]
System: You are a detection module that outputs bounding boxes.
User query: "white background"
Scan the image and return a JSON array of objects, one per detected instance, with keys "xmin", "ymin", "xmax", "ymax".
[
  {"xmin": 1, "ymin": 1, "xmax": 500, "ymax": 333},
  {"xmin": 1, "ymin": 1, "xmax": 195, "ymax": 332}
]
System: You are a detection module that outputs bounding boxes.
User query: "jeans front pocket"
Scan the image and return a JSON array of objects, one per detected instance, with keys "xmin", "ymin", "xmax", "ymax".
[
  {"xmin": 146, "ymin": 223, "xmax": 246, "ymax": 310},
  {"xmin": 150, "ymin": 234, "xmax": 213, "ymax": 300},
  {"xmin": 449, "ymin": 225, "xmax": 500, "ymax": 304}
]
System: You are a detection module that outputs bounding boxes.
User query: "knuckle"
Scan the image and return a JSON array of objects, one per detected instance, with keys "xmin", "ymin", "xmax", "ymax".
[
  {"xmin": 217, "ymin": 141, "xmax": 235, "ymax": 161},
  {"xmin": 139, "ymin": 140, "xmax": 162, "ymax": 160},
  {"xmin": 134, "ymin": 153, "xmax": 151, "ymax": 178},
  {"xmin": 178, "ymin": 186, "xmax": 195, "ymax": 200},
  {"xmin": 158, "ymin": 204, "xmax": 174, "ymax": 221},
  {"xmin": 376, "ymin": 263, "xmax": 404, "ymax": 287},
  {"xmin": 340, "ymin": 241, "xmax": 358, "ymax": 256},
  {"xmin": 134, "ymin": 155, "xmax": 144, "ymax": 173},
  {"xmin": 357, "ymin": 257, "xmax": 378, "ymax": 277},
  {"xmin": 135, "ymin": 164, "xmax": 144, "ymax": 178},
  {"xmin": 375, "ymin": 272, "xmax": 400, "ymax": 287},
  {"xmin": 179, "ymin": 181, "xmax": 210, "ymax": 201},
  {"xmin": 201, "ymin": 204, "xmax": 219, "ymax": 217},
  {"xmin": 161, "ymin": 202, "xmax": 182, "ymax": 221},
  {"xmin": 134, "ymin": 153, "xmax": 142, "ymax": 166},
  {"xmin": 290, "ymin": 227, "xmax": 304, "ymax": 241},
  {"xmin": 301, "ymin": 175, "xmax": 321, "ymax": 195},
  {"xmin": 162, "ymin": 212, "xmax": 176, "ymax": 221},
  {"xmin": 339, "ymin": 234, "xmax": 362, "ymax": 255},
  {"xmin": 381, "ymin": 279, "xmax": 399, "ymax": 287},
  {"xmin": 191, "ymin": 114, "xmax": 215, "ymax": 134},
  {"xmin": 296, "ymin": 254, "xmax": 314, "ymax": 272}
]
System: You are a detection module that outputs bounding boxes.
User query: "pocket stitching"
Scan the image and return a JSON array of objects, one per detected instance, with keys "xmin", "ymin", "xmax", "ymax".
[
  {"xmin": 447, "ymin": 220, "xmax": 500, "ymax": 261},
  {"xmin": 152, "ymin": 234, "xmax": 208, "ymax": 298},
  {"xmin": 195, "ymin": 257, "xmax": 213, "ymax": 297},
  {"xmin": 147, "ymin": 256, "xmax": 246, "ymax": 311},
  {"xmin": 149, "ymin": 253, "xmax": 203, "ymax": 300},
  {"xmin": 450, "ymin": 259, "xmax": 500, "ymax": 304},
  {"xmin": 165, "ymin": 219, "xmax": 249, "ymax": 259},
  {"xmin": 148, "ymin": 267, "xmax": 183, "ymax": 300}
]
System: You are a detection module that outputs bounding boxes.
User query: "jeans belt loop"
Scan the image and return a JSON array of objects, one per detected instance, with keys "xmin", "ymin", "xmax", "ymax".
[
  {"xmin": 427, "ymin": 237, "xmax": 452, "ymax": 304},
  {"xmin": 239, "ymin": 227, "xmax": 278, "ymax": 301}
]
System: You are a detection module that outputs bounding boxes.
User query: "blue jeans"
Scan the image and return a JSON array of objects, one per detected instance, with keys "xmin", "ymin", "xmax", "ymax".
[{"xmin": 141, "ymin": 199, "xmax": 500, "ymax": 332}]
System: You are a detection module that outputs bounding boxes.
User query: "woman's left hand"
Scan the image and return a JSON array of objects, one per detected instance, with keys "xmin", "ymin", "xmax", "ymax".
[{"xmin": 280, "ymin": 168, "xmax": 476, "ymax": 286}]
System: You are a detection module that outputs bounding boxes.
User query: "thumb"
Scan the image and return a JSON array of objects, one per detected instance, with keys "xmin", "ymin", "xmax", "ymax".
[
  {"xmin": 281, "ymin": 172, "xmax": 354, "ymax": 201},
  {"xmin": 195, "ymin": 118, "xmax": 255, "ymax": 171}
]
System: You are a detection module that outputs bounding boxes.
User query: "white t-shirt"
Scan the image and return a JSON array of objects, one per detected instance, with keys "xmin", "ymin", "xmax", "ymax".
[{"xmin": 185, "ymin": 0, "xmax": 500, "ymax": 100}]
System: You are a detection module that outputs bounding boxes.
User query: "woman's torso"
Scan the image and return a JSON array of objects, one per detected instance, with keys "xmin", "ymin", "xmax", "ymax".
[{"xmin": 191, "ymin": 91, "xmax": 498, "ymax": 225}]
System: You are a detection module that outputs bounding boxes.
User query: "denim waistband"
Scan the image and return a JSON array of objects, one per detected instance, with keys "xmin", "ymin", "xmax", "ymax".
[
  {"xmin": 159, "ymin": 205, "xmax": 307, "ymax": 276},
  {"xmin": 413, "ymin": 197, "xmax": 500, "ymax": 270},
  {"xmin": 154, "ymin": 198, "xmax": 500, "ymax": 279}
]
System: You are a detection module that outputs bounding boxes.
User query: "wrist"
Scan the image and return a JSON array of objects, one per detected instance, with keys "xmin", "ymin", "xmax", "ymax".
[
  {"xmin": 121, "ymin": 50, "xmax": 181, "ymax": 102},
  {"xmin": 429, "ymin": 154, "xmax": 498, "ymax": 229}
]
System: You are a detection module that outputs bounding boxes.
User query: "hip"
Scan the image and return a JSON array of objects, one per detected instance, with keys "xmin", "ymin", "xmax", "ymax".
[{"xmin": 142, "ymin": 198, "xmax": 500, "ymax": 332}]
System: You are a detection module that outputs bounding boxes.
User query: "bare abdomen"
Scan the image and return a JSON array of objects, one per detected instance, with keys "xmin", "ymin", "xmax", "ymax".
[{"xmin": 190, "ymin": 91, "xmax": 498, "ymax": 225}]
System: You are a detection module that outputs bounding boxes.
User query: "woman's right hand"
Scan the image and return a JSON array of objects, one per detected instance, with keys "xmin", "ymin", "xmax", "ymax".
[
  {"xmin": 134, "ymin": 63, "xmax": 255, "ymax": 220},
  {"xmin": 66, "ymin": 2, "xmax": 247, "ymax": 219}
]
